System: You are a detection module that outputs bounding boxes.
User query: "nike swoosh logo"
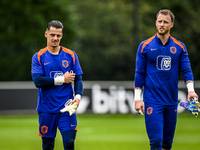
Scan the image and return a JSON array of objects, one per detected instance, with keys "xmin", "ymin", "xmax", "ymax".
[
  {"xmin": 44, "ymin": 62, "xmax": 50, "ymax": 65},
  {"xmin": 71, "ymin": 124, "xmax": 76, "ymax": 127},
  {"xmin": 151, "ymin": 48, "xmax": 157, "ymax": 51}
]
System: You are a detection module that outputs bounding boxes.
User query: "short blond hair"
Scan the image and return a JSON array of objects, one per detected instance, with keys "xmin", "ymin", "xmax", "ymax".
[{"xmin": 156, "ymin": 9, "xmax": 175, "ymax": 23}]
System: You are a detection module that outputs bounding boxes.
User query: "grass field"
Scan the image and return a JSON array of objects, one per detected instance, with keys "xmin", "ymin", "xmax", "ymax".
[{"xmin": 0, "ymin": 113, "xmax": 199, "ymax": 150}]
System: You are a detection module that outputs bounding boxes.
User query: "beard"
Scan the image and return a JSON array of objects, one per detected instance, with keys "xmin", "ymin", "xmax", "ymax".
[{"xmin": 157, "ymin": 27, "xmax": 170, "ymax": 35}]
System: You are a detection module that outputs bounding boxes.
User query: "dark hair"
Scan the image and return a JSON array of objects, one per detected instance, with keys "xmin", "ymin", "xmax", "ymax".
[
  {"xmin": 47, "ymin": 20, "xmax": 64, "ymax": 30},
  {"xmin": 156, "ymin": 9, "xmax": 175, "ymax": 23}
]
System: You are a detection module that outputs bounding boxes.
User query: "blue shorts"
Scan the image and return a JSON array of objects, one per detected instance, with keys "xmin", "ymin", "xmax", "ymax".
[
  {"xmin": 38, "ymin": 112, "xmax": 77, "ymax": 138},
  {"xmin": 144, "ymin": 102, "xmax": 178, "ymax": 150}
]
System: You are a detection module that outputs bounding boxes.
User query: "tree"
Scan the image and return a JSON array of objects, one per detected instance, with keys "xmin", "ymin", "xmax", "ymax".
[
  {"xmin": 69, "ymin": 0, "xmax": 135, "ymax": 80},
  {"xmin": 69, "ymin": 0, "xmax": 200, "ymax": 80},
  {"xmin": 0, "ymin": 0, "xmax": 74, "ymax": 81},
  {"xmin": 1, "ymin": 0, "xmax": 200, "ymax": 81}
]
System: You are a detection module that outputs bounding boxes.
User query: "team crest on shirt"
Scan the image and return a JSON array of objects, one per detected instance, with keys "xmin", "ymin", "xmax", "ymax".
[
  {"xmin": 62, "ymin": 60, "xmax": 69, "ymax": 68},
  {"xmin": 156, "ymin": 55, "xmax": 171, "ymax": 70},
  {"xmin": 170, "ymin": 46, "xmax": 177, "ymax": 54}
]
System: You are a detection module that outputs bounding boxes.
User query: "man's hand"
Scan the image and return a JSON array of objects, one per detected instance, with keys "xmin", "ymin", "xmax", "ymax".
[
  {"xmin": 60, "ymin": 98, "xmax": 80, "ymax": 116},
  {"xmin": 63, "ymin": 71, "xmax": 75, "ymax": 83},
  {"xmin": 187, "ymin": 91, "xmax": 198, "ymax": 102},
  {"xmin": 71, "ymin": 98, "xmax": 80, "ymax": 107},
  {"xmin": 135, "ymin": 100, "xmax": 144, "ymax": 115},
  {"xmin": 60, "ymin": 99, "xmax": 78, "ymax": 116}
]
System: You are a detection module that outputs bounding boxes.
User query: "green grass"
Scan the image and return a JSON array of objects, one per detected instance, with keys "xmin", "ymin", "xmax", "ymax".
[{"xmin": 0, "ymin": 113, "xmax": 199, "ymax": 150}]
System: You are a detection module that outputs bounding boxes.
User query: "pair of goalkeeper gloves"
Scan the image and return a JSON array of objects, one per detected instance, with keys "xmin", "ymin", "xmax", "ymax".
[
  {"xmin": 60, "ymin": 99, "xmax": 78, "ymax": 116},
  {"xmin": 179, "ymin": 98, "xmax": 200, "ymax": 117}
]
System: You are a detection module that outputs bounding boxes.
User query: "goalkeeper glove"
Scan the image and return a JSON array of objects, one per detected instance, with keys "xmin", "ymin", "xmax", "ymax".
[
  {"xmin": 60, "ymin": 99, "xmax": 78, "ymax": 116},
  {"xmin": 179, "ymin": 98, "xmax": 200, "ymax": 117}
]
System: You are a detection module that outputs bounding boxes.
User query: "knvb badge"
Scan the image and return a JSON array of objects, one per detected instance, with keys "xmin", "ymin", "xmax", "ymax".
[{"xmin": 50, "ymin": 71, "xmax": 64, "ymax": 85}]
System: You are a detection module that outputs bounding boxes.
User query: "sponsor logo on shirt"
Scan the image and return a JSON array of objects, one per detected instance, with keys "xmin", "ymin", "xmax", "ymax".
[
  {"xmin": 156, "ymin": 55, "xmax": 171, "ymax": 70},
  {"xmin": 151, "ymin": 48, "xmax": 157, "ymax": 51},
  {"xmin": 44, "ymin": 62, "xmax": 50, "ymax": 65},
  {"xmin": 50, "ymin": 71, "xmax": 64, "ymax": 78}
]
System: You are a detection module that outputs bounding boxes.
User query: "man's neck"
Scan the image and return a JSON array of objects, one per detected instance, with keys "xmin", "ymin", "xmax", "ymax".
[
  {"xmin": 157, "ymin": 32, "xmax": 170, "ymax": 45},
  {"xmin": 47, "ymin": 46, "xmax": 60, "ymax": 54}
]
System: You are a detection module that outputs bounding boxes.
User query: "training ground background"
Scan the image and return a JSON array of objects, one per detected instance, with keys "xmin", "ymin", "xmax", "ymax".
[
  {"xmin": 0, "ymin": 81, "xmax": 200, "ymax": 115},
  {"xmin": 0, "ymin": 81, "xmax": 200, "ymax": 150}
]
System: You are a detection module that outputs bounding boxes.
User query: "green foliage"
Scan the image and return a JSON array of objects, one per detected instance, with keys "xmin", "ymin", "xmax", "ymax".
[
  {"xmin": 0, "ymin": 114, "xmax": 200, "ymax": 150},
  {"xmin": 1, "ymin": 0, "xmax": 200, "ymax": 81},
  {"xmin": 69, "ymin": 0, "xmax": 200, "ymax": 80},
  {"xmin": 69, "ymin": 0, "xmax": 135, "ymax": 80},
  {"xmin": 0, "ymin": 0, "xmax": 75, "ymax": 81}
]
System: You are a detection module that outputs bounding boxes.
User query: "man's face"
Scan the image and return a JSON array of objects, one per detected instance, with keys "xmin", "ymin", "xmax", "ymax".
[
  {"xmin": 156, "ymin": 14, "xmax": 174, "ymax": 35},
  {"xmin": 45, "ymin": 26, "xmax": 63, "ymax": 48}
]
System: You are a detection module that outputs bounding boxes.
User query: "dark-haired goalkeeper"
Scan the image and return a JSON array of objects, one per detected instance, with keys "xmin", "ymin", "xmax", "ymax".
[{"xmin": 31, "ymin": 20, "xmax": 83, "ymax": 150}]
